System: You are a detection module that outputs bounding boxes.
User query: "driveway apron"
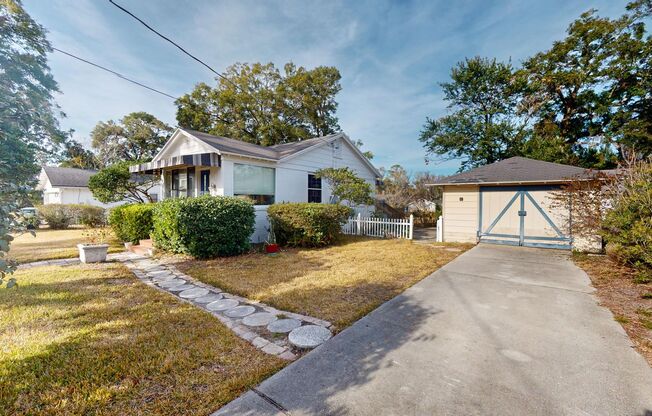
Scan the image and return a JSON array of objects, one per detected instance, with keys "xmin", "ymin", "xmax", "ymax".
[{"xmin": 215, "ymin": 244, "xmax": 652, "ymax": 416}]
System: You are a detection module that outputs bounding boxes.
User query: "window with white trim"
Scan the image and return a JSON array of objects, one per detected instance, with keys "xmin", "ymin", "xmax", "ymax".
[{"xmin": 308, "ymin": 174, "xmax": 322, "ymax": 203}]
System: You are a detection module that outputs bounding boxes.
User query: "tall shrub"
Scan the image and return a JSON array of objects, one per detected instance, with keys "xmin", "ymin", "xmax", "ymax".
[
  {"xmin": 74, "ymin": 205, "xmax": 106, "ymax": 228},
  {"xmin": 152, "ymin": 196, "xmax": 255, "ymax": 258},
  {"xmin": 267, "ymin": 203, "xmax": 352, "ymax": 247},
  {"xmin": 108, "ymin": 204, "xmax": 155, "ymax": 244},
  {"xmin": 602, "ymin": 161, "xmax": 652, "ymax": 282}
]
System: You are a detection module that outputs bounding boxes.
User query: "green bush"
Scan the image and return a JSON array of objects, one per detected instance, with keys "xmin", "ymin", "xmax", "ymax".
[
  {"xmin": 73, "ymin": 205, "xmax": 106, "ymax": 228},
  {"xmin": 601, "ymin": 162, "xmax": 652, "ymax": 280},
  {"xmin": 37, "ymin": 204, "xmax": 73, "ymax": 229},
  {"xmin": 267, "ymin": 203, "xmax": 352, "ymax": 247},
  {"xmin": 152, "ymin": 196, "xmax": 255, "ymax": 258},
  {"xmin": 108, "ymin": 204, "xmax": 155, "ymax": 244}
]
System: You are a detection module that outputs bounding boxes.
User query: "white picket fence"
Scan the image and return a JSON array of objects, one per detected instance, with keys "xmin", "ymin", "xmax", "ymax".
[{"xmin": 343, "ymin": 213, "xmax": 414, "ymax": 240}]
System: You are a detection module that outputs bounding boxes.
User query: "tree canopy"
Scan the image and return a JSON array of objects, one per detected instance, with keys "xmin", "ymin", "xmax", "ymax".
[
  {"xmin": 176, "ymin": 62, "xmax": 342, "ymax": 146},
  {"xmin": 421, "ymin": 0, "xmax": 652, "ymax": 171},
  {"xmin": 1, "ymin": 0, "xmax": 68, "ymax": 284},
  {"xmin": 315, "ymin": 167, "xmax": 373, "ymax": 206},
  {"xmin": 91, "ymin": 112, "xmax": 172, "ymax": 165},
  {"xmin": 88, "ymin": 162, "xmax": 157, "ymax": 204}
]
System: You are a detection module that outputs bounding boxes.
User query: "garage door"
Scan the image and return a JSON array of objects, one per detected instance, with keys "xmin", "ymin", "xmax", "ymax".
[{"xmin": 478, "ymin": 186, "xmax": 571, "ymax": 249}]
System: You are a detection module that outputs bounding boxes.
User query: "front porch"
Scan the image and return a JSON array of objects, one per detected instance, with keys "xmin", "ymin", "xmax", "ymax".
[{"xmin": 130, "ymin": 153, "xmax": 222, "ymax": 199}]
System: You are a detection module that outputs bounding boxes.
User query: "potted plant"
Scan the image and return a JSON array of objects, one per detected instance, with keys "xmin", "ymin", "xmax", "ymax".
[
  {"xmin": 265, "ymin": 224, "xmax": 279, "ymax": 254},
  {"xmin": 78, "ymin": 228, "xmax": 110, "ymax": 263}
]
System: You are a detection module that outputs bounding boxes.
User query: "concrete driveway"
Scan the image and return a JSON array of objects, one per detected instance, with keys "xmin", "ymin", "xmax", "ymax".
[{"xmin": 216, "ymin": 244, "xmax": 652, "ymax": 416}]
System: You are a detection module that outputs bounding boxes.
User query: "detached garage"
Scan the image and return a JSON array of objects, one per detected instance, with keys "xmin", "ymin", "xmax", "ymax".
[{"xmin": 431, "ymin": 157, "xmax": 600, "ymax": 251}]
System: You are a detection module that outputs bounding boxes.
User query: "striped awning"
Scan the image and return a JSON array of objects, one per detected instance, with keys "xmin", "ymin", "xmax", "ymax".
[{"xmin": 129, "ymin": 153, "xmax": 221, "ymax": 174}]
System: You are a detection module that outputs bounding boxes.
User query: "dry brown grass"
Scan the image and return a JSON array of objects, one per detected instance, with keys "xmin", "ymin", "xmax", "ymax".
[
  {"xmin": 573, "ymin": 253, "xmax": 652, "ymax": 366},
  {"xmin": 177, "ymin": 237, "xmax": 471, "ymax": 329},
  {"xmin": 8, "ymin": 227, "xmax": 123, "ymax": 264},
  {"xmin": 0, "ymin": 263, "xmax": 284, "ymax": 416}
]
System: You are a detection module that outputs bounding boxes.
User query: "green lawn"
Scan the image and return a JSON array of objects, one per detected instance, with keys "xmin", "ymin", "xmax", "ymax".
[
  {"xmin": 0, "ymin": 263, "xmax": 284, "ymax": 416},
  {"xmin": 178, "ymin": 237, "xmax": 471, "ymax": 329},
  {"xmin": 8, "ymin": 227, "xmax": 123, "ymax": 264}
]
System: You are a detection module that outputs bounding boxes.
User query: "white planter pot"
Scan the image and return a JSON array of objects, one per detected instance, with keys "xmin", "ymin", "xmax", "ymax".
[{"xmin": 77, "ymin": 244, "xmax": 109, "ymax": 263}]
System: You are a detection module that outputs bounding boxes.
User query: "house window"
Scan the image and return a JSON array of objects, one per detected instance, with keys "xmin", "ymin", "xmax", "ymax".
[
  {"xmin": 308, "ymin": 174, "xmax": 322, "ymax": 203},
  {"xmin": 171, "ymin": 169, "xmax": 179, "ymax": 198},
  {"xmin": 200, "ymin": 170, "xmax": 210, "ymax": 195},
  {"xmin": 233, "ymin": 163, "xmax": 275, "ymax": 205},
  {"xmin": 187, "ymin": 167, "xmax": 195, "ymax": 197}
]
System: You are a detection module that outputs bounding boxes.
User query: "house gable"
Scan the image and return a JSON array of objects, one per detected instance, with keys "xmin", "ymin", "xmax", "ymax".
[{"xmin": 153, "ymin": 129, "xmax": 217, "ymax": 162}]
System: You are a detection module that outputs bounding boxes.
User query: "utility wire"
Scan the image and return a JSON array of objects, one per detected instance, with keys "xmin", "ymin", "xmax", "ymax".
[
  {"xmin": 52, "ymin": 47, "xmax": 177, "ymax": 100},
  {"xmin": 108, "ymin": 0, "xmax": 233, "ymax": 87}
]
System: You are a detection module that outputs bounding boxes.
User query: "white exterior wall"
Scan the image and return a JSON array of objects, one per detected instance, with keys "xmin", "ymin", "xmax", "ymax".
[
  {"xmin": 43, "ymin": 186, "xmax": 123, "ymax": 208},
  {"xmin": 442, "ymin": 185, "xmax": 480, "ymax": 243}
]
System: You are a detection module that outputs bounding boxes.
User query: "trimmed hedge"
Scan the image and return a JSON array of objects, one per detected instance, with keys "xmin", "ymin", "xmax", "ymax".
[
  {"xmin": 75, "ymin": 205, "xmax": 106, "ymax": 228},
  {"xmin": 108, "ymin": 204, "xmax": 155, "ymax": 244},
  {"xmin": 267, "ymin": 203, "xmax": 352, "ymax": 247},
  {"xmin": 152, "ymin": 195, "xmax": 255, "ymax": 258}
]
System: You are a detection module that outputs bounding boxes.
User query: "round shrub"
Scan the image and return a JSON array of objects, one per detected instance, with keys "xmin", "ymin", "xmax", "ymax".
[
  {"xmin": 74, "ymin": 205, "xmax": 106, "ymax": 228},
  {"xmin": 267, "ymin": 203, "xmax": 352, "ymax": 247},
  {"xmin": 108, "ymin": 203, "xmax": 155, "ymax": 244},
  {"xmin": 152, "ymin": 195, "xmax": 255, "ymax": 258},
  {"xmin": 37, "ymin": 204, "xmax": 73, "ymax": 229}
]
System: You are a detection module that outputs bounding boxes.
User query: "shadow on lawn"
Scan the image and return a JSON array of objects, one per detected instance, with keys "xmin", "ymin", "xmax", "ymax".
[{"xmin": 0, "ymin": 269, "xmax": 282, "ymax": 416}]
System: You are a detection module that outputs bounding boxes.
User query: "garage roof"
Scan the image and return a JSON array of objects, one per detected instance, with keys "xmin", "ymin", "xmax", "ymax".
[{"xmin": 431, "ymin": 157, "xmax": 594, "ymax": 186}]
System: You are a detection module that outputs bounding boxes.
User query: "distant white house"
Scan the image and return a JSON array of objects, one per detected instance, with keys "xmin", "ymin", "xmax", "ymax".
[
  {"xmin": 129, "ymin": 128, "xmax": 380, "ymax": 242},
  {"xmin": 37, "ymin": 166, "xmax": 159, "ymax": 208}
]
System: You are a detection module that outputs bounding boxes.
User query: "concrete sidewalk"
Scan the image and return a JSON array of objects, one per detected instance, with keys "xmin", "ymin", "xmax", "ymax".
[{"xmin": 215, "ymin": 244, "xmax": 652, "ymax": 416}]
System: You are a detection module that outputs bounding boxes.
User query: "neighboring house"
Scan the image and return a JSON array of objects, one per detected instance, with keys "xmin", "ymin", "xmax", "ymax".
[
  {"xmin": 37, "ymin": 166, "xmax": 159, "ymax": 208},
  {"xmin": 429, "ymin": 157, "xmax": 601, "ymax": 251},
  {"xmin": 130, "ymin": 128, "xmax": 380, "ymax": 242}
]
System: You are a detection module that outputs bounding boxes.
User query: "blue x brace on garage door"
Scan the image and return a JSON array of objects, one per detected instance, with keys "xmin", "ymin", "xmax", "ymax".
[{"xmin": 478, "ymin": 186, "xmax": 572, "ymax": 250}]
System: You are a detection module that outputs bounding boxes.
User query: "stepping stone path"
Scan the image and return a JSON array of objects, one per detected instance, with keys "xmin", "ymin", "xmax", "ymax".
[{"xmin": 21, "ymin": 251, "xmax": 335, "ymax": 361}]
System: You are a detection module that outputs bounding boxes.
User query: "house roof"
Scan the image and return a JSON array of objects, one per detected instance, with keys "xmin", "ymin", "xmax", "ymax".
[
  {"xmin": 431, "ymin": 157, "xmax": 594, "ymax": 186},
  {"xmin": 42, "ymin": 166, "xmax": 97, "ymax": 187},
  {"xmin": 181, "ymin": 128, "xmax": 342, "ymax": 161}
]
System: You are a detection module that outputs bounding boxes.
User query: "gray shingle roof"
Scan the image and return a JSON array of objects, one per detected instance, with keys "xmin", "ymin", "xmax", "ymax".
[
  {"xmin": 42, "ymin": 166, "xmax": 97, "ymax": 187},
  {"xmin": 183, "ymin": 128, "xmax": 341, "ymax": 160},
  {"xmin": 432, "ymin": 157, "xmax": 594, "ymax": 185}
]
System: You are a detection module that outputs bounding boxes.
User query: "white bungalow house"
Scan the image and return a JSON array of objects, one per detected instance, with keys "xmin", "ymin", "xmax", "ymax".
[
  {"xmin": 129, "ymin": 128, "xmax": 380, "ymax": 242},
  {"xmin": 37, "ymin": 166, "xmax": 160, "ymax": 208}
]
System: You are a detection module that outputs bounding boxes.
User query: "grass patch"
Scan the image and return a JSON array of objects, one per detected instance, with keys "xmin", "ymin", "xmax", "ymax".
[
  {"xmin": 573, "ymin": 253, "xmax": 652, "ymax": 366},
  {"xmin": 177, "ymin": 237, "xmax": 470, "ymax": 329},
  {"xmin": 0, "ymin": 263, "xmax": 284, "ymax": 415},
  {"xmin": 8, "ymin": 227, "xmax": 123, "ymax": 264}
]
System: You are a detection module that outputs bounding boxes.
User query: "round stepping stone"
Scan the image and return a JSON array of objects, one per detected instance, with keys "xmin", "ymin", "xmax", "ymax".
[
  {"xmin": 242, "ymin": 312, "xmax": 277, "ymax": 327},
  {"xmin": 194, "ymin": 293, "xmax": 223, "ymax": 303},
  {"xmin": 225, "ymin": 305, "xmax": 256, "ymax": 318},
  {"xmin": 267, "ymin": 318, "xmax": 302, "ymax": 333},
  {"xmin": 157, "ymin": 279, "xmax": 186, "ymax": 288},
  {"xmin": 168, "ymin": 284, "xmax": 196, "ymax": 292},
  {"xmin": 288, "ymin": 325, "xmax": 332, "ymax": 349},
  {"xmin": 206, "ymin": 299, "xmax": 239, "ymax": 311},
  {"xmin": 179, "ymin": 287, "xmax": 209, "ymax": 299}
]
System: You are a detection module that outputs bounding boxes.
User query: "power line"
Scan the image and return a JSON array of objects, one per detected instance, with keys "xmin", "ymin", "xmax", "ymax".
[
  {"xmin": 52, "ymin": 47, "xmax": 177, "ymax": 100},
  {"xmin": 107, "ymin": 0, "xmax": 233, "ymax": 87}
]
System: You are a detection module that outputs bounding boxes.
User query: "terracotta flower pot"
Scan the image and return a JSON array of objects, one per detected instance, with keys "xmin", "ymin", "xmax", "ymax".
[{"xmin": 265, "ymin": 243, "xmax": 279, "ymax": 254}]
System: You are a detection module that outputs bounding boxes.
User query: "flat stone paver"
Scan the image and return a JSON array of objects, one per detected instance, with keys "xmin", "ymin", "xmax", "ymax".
[
  {"xmin": 179, "ymin": 287, "xmax": 210, "ymax": 299},
  {"xmin": 267, "ymin": 318, "xmax": 302, "ymax": 333},
  {"xmin": 207, "ymin": 299, "xmax": 239, "ymax": 311},
  {"xmin": 225, "ymin": 305, "xmax": 256, "ymax": 318},
  {"xmin": 167, "ymin": 284, "xmax": 196, "ymax": 292},
  {"xmin": 157, "ymin": 279, "xmax": 186, "ymax": 288},
  {"xmin": 288, "ymin": 325, "xmax": 332, "ymax": 349},
  {"xmin": 216, "ymin": 244, "xmax": 652, "ymax": 416},
  {"xmin": 195, "ymin": 293, "xmax": 223, "ymax": 303},
  {"xmin": 242, "ymin": 312, "xmax": 277, "ymax": 327}
]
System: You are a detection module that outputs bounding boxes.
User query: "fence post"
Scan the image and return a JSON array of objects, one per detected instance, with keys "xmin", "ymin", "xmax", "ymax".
[
  {"xmin": 357, "ymin": 212, "xmax": 362, "ymax": 236},
  {"xmin": 408, "ymin": 214, "xmax": 414, "ymax": 240}
]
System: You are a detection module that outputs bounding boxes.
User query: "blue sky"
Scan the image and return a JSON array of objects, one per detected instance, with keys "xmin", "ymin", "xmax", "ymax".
[{"xmin": 24, "ymin": 0, "xmax": 627, "ymax": 174}]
